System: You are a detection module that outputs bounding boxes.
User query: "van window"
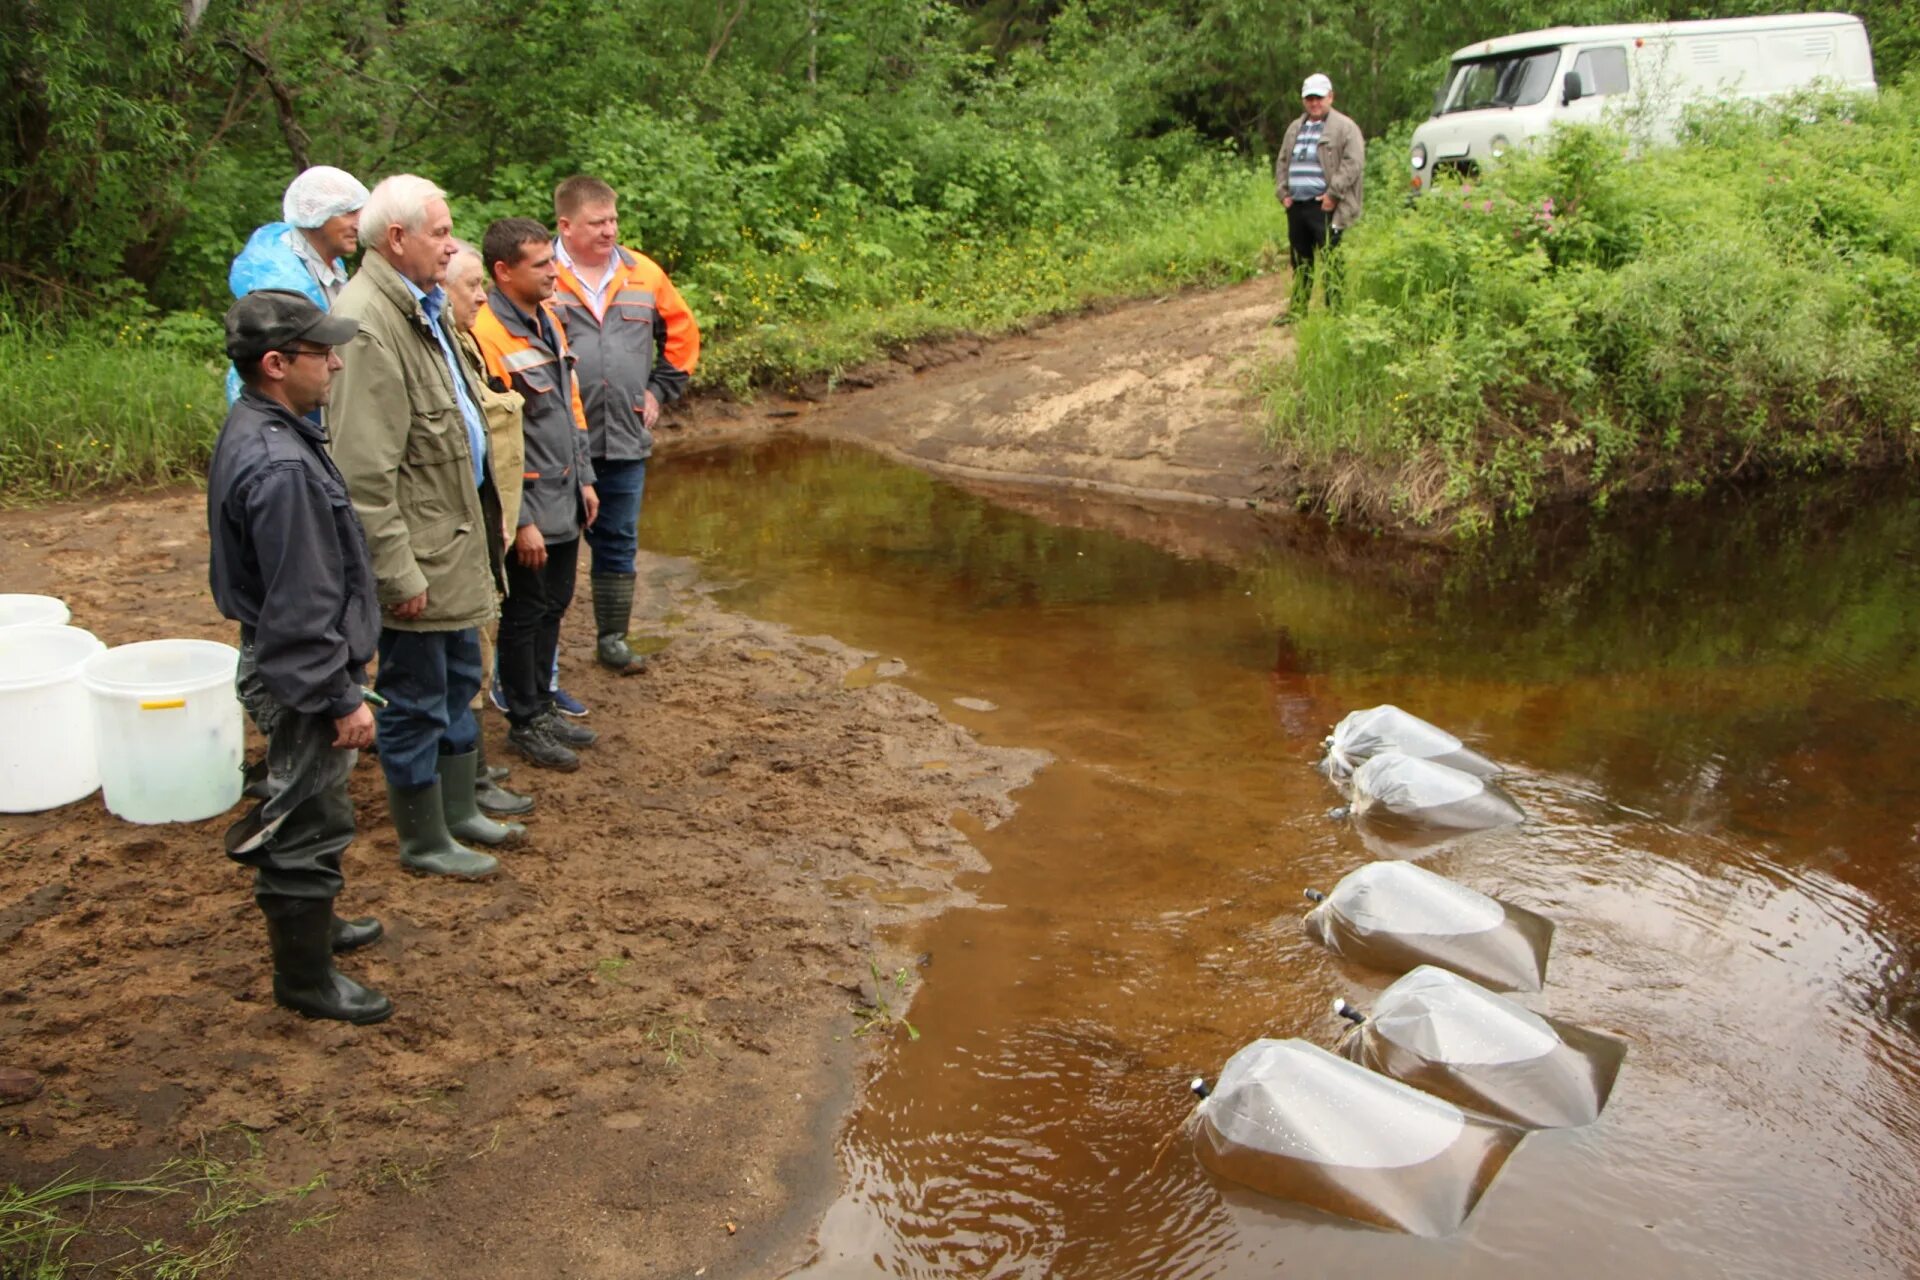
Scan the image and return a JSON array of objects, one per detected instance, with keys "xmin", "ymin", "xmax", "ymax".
[
  {"xmin": 1573, "ymin": 47, "xmax": 1630, "ymax": 96},
  {"xmin": 1441, "ymin": 49, "xmax": 1561, "ymax": 114}
]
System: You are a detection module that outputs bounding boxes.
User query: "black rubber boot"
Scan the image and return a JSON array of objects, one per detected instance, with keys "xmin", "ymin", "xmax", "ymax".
[
  {"xmin": 387, "ymin": 780, "xmax": 499, "ymax": 879},
  {"xmin": 474, "ymin": 735, "xmax": 533, "ymax": 816},
  {"xmin": 592, "ymin": 573, "xmax": 646, "ymax": 673},
  {"xmin": 507, "ymin": 717, "xmax": 580, "ymax": 771},
  {"xmin": 259, "ymin": 896, "xmax": 392, "ymax": 1024},
  {"xmin": 331, "ymin": 914, "xmax": 383, "ymax": 953},
  {"xmin": 439, "ymin": 750, "xmax": 526, "ymax": 847}
]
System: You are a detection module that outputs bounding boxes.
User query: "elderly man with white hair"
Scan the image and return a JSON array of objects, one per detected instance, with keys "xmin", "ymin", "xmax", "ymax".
[
  {"xmin": 329, "ymin": 174, "xmax": 510, "ymax": 880},
  {"xmin": 225, "ymin": 165, "xmax": 370, "ymax": 405}
]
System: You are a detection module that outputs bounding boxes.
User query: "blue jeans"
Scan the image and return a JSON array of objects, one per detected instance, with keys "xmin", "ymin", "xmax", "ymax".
[
  {"xmin": 373, "ymin": 627, "xmax": 482, "ymax": 790},
  {"xmin": 584, "ymin": 457, "xmax": 646, "ymax": 576}
]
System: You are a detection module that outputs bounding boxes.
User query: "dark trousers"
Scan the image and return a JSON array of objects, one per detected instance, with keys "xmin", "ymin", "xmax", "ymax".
[
  {"xmin": 498, "ymin": 534, "xmax": 581, "ymax": 727},
  {"xmin": 372, "ymin": 627, "xmax": 482, "ymax": 790},
  {"xmin": 583, "ymin": 457, "xmax": 646, "ymax": 577},
  {"xmin": 224, "ymin": 705, "xmax": 355, "ymax": 901},
  {"xmin": 1287, "ymin": 199, "xmax": 1343, "ymax": 312}
]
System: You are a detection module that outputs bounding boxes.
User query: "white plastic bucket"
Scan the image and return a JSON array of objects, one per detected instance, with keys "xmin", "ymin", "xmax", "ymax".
[
  {"xmin": 83, "ymin": 639, "xmax": 243, "ymax": 824},
  {"xmin": 0, "ymin": 595, "xmax": 72, "ymax": 630},
  {"xmin": 0, "ymin": 625, "xmax": 105, "ymax": 812}
]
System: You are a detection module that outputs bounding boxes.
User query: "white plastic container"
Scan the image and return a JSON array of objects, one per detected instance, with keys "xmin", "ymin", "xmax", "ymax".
[
  {"xmin": 0, "ymin": 624, "xmax": 105, "ymax": 812},
  {"xmin": 0, "ymin": 594, "xmax": 72, "ymax": 630},
  {"xmin": 83, "ymin": 639, "xmax": 243, "ymax": 824}
]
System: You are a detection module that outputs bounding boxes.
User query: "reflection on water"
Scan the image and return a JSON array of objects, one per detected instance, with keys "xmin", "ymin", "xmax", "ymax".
[{"xmin": 646, "ymin": 440, "xmax": 1920, "ymax": 1279}]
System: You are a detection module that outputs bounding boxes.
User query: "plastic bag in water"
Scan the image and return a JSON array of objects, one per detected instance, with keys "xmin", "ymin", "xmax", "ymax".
[
  {"xmin": 1348, "ymin": 752, "xmax": 1525, "ymax": 831},
  {"xmin": 1336, "ymin": 966, "xmax": 1626, "ymax": 1128},
  {"xmin": 1304, "ymin": 860, "xmax": 1554, "ymax": 992},
  {"xmin": 1194, "ymin": 1038, "xmax": 1521, "ymax": 1236},
  {"xmin": 1322, "ymin": 705, "xmax": 1503, "ymax": 780}
]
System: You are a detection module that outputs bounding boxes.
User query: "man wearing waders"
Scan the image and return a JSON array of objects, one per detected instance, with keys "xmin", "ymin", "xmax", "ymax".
[
  {"xmin": 207, "ymin": 291, "xmax": 389, "ymax": 1024},
  {"xmin": 549, "ymin": 175, "xmax": 701, "ymax": 676},
  {"xmin": 1275, "ymin": 73, "xmax": 1365, "ymax": 325}
]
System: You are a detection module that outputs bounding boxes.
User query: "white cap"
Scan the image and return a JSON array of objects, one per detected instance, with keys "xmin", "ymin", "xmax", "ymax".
[
  {"xmin": 1302, "ymin": 73, "xmax": 1333, "ymax": 98},
  {"xmin": 282, "ymin": 165, "xmax": 370, "ymax": 229}
]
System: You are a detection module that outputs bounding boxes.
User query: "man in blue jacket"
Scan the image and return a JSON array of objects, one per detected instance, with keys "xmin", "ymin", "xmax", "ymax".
[
  {"xmin": 224, "ymin": 165, "xmax": 370, "ymax": 405},
  {"xmin": 207, "ymin": 290, "xmax": 391, "ymax": 1025}
]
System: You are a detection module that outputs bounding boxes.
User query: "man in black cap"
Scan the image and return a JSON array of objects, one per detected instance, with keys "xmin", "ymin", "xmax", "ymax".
[{"xmin": 207, "ymin": 289, "xmax": 391, "ymax": 1024}]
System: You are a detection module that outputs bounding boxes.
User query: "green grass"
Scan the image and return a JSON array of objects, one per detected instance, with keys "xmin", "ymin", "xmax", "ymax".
[
  {"xmin": 1, "ymin": 165, "xmax": 1280, "ymax": 504},
  {"xmin": 0, "ymin": 313, "xmax": 223, "ymax": 507}
]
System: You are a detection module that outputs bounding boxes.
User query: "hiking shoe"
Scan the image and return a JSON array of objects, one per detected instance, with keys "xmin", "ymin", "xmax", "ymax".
[
  {"xmin": 487, "ymin": 682, "xmax": 509, "ymax": 714},
  {"xmin": 507, "ymin": 719, "xmax": 580, "ymax": 772},
  {"xmin": 551, "ymin": 686, "xmax": 589, "ymax": 717},
  {"xmin": 538, "ymin": 709, "xmax": 597, "ymax": 748}
]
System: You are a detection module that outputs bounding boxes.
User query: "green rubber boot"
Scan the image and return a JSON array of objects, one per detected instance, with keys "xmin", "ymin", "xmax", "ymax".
[
  {"xmin": 474, "ymin": 734, "xmax": 533, "ymax": 817},
  {"xmin": 439, "ymin": 749, "xmax": 526, "ymax": 847},
  {"xmin": 591, "ymin": 573, "xmax": 645, "ymax": 673},
  {"xmin": 387, "ymin": 779, "xmax": 499, "ymax": 879}
]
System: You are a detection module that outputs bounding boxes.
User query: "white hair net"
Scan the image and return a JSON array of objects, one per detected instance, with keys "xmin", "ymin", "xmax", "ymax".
[{"xmin": 282, "ymin": 166, "xmax": 370, "ymax": 228}]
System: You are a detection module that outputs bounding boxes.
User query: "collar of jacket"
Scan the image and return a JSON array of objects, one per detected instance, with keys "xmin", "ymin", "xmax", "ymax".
[
  {"xmin": 358, "ymin": 250, "xmax": 443, "ymax": 338},
  {"xmin": 237, "ymin": 386, "xmax": 330, "ymax": 447},
  {"xmin": 484, "ymin": 286, "xmax": 564, "ymax": 354}
]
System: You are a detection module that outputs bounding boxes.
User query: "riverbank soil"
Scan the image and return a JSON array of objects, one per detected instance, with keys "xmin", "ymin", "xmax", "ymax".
[
  {"xmin": 0, "ymin": 492, "xmax": 1044, "ymax": 1277},
  {"xmin": 677, "ymin": 276, "xmax": 1300, "ymax": 510}
]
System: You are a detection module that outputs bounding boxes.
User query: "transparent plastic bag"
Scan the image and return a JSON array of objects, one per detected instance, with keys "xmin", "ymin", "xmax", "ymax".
[
  {"xmin": 1303, "ymin": 860, "xmax": 1554, "ymax": 992},
  {"xmin": 1322, "ymin": 705, "xmax": 1502, "ymax": 780},
  {"xmin": 1194, "ymin": 1038, "xmax": 1522, "ymax": 1236},
  {"xmin": 1336, "ymin": 967, "xmax": 1626, "ymax": 1128},
  {"xmin": 1349, "ymin": 752, "xmax": 1524, "ymax": 831}
]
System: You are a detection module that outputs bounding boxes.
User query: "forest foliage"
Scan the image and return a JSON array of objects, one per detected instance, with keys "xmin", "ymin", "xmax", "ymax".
[{"xmin": 3, "ymin": 0, "xmax": 1919, "ymax": 506}]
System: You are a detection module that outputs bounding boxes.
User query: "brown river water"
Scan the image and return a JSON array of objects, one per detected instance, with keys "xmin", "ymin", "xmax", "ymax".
[{"xmin": 646, "ymin": 438, "xmax": 1920, "ymax": 1279}]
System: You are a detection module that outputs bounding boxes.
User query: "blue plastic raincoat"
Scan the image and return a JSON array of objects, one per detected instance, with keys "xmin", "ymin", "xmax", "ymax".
[{"xmin": 224, "ymin": 222, "xmax": 342, "ymax": 404}]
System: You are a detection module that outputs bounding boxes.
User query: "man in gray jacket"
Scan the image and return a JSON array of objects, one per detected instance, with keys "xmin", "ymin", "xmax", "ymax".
[
  {"xmin": 329, "ymin": 174, "xmax": 512, "ymax": 880},
  {"xmin": 1276, "ymin": 73, "xmax": 1365, "ymax": 324}
]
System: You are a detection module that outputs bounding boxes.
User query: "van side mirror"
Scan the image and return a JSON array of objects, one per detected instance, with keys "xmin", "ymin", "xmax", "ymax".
[
  {"xmin": 1432, "ymin": 85, "xmax": 1446, "ymax": 115},
  {"xmin": 1562, "ymin": 70, "xmax": 1585, "ymax": 105}
]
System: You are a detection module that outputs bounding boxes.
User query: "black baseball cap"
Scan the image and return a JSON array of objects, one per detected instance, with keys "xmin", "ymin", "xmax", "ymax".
[{"xmin": 224, "ymin": 290, "xmax": 359, "ymax": 362}]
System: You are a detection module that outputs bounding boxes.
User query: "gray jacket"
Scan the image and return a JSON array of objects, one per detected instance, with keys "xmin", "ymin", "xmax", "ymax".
[{"xmin": 1277, "ymin": 108, "xmax": 1366, "ymax": 231}]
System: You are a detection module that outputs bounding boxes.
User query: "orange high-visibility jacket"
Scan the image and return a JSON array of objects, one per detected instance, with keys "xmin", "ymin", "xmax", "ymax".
[
  {"xmin": 552, "ymin": 245, "xmax": 700, "ymax": 463},
  {"xmin": 471, "ymin": 290, "xmax": 595, "ymax": 542}
]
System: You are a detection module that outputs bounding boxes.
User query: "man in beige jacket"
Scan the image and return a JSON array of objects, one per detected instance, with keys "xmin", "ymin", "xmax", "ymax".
[
  {"xmin": 1276, "ymin": 73, "xmax": 1365, "ymax": 323},
  {"xmin": 329, "ymin": 174, "xmax": 509, "ymax": 880}
]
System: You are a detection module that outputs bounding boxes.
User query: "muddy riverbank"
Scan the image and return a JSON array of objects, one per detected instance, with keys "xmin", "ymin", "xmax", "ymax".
[{"xmin": 0, "ymin": 492, "xmax": 1044, "ymax": 1277}]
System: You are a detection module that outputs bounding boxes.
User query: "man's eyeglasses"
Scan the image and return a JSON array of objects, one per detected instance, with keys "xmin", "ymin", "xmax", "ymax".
[{"xmin": 276, "ymin": 346, "xmax": 333, "ymax": 361}]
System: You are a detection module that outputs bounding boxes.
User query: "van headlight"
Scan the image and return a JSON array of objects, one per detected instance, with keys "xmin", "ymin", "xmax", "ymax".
[
  {"xmin": 1411, "ymin": 143, "xmax": 1428, "ymax": 171},
  {"xmin": 1489, "ymin": 134, "xmax": 1511, "ymax": 158}
]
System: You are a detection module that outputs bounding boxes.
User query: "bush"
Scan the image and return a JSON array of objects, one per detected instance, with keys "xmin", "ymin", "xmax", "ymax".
[{"xmin": 1266, "ymin": 84, "xmax": 1920, "ymax": 532}]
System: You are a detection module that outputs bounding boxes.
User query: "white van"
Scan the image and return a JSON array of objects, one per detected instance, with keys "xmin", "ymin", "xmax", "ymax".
[{"xmin": 1408, "ymin": 12, "xmax": 1876, "ymax": 189}]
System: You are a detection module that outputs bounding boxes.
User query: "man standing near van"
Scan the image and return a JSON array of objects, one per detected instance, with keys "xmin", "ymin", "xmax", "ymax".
[
  {"xmin": 550, "ymin": 175, "xmax": 701, "ymax": 676},
  {"xmin": 1276, "ymin": 73, "xmax": 1364, "ymax": 324}
]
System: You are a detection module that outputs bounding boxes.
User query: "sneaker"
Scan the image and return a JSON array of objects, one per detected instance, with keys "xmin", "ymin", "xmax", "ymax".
[
  {"xmin": 551, "ymin": 686, "xmax": 589, "ymax": 717},
  {"xmin": 506, "ymin": 719, "xmax": 579, "ymax": 772},
  {"xmin": 487, "ymin": 682, "xmax": 509, "ymax": 714},
  {"xmin": 538, "ymin": 709, "xmax": 597, "ymax": 748}
]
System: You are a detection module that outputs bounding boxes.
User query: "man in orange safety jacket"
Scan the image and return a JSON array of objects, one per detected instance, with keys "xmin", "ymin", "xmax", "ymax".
[
  {"xmin": 549, "ymin": 174, "xmax": 701, "ymax": 677},
  {"xmin": 471, "ymin": 217, "xmax": 602, "ymax": 773}
]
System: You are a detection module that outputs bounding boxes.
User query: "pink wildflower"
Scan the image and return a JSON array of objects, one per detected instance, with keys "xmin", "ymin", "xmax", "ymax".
[{"xmin": 1482, "ymin": 199, "xmax": 1494, "ymax": 213}]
